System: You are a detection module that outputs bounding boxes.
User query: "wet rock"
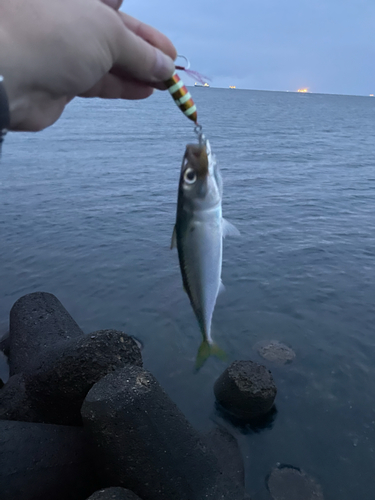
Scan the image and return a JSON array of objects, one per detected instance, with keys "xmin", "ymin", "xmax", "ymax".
[
  {"xmin": 1, "ymin": 329, "xmax": 142, "ymax": 425},
  {"xmin": 214, "ymin": 360, "xmax": 277, "ymax": 421},
  {"xmin": 267, "ymin": 464, "xmax": 324, "ymax": 500},
  {"xmin": 204, "ymin": 427, "xmax": 245, "ymax": 487},
  {"xmin": 82, "ymin": 365, "xmax": 248, "ymax": 500},
  {"xmin": 0, "ymin": 420, "xmax": 98, "ymax": 500},
  {"xmin": 87, "ymin": 487, "xmax": 143, "ymax": 500},
  {"xmin": 254, "ymin": 340, "xmax": 296, "ymax": 365},
  {"xmin": 9, "ymin": 292, "xmax": 84, "ymax": 375}
]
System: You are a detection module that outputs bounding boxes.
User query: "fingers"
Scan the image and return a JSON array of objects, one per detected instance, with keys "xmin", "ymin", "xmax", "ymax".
[
  {"xmin": 79, "ymin": 73, "xmax": 154, "ymax": 100},
  {"xmin": 118, "ymin": 12, "xmax": 177, "ymax": 61},
  {"xmin": 100, "ymin": 0, "xmax": 123, "ymax": 10},
  {"xmin": 109, "ymin": 20, "xmax": 176, "ymax": 83}
]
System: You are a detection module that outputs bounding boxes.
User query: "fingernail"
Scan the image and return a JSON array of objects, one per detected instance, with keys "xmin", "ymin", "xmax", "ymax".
[{"xmin": 152, "ymin": 49, "xmax": 175, "ymax": 82}]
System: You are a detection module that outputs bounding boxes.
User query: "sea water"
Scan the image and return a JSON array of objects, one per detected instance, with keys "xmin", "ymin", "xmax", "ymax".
[{"xmin": 1, "ymin": 88, "xmax": 375, "ymax": 499}]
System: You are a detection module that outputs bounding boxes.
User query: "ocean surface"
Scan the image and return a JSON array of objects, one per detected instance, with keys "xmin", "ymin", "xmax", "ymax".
[{"xmin": 1, "ymin": 88, "xmax": 375, "ymax": 499}]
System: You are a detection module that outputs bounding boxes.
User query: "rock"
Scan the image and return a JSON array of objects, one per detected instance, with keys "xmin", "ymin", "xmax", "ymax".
[
  {"xmin": 9, "ymin": 292, "xmax": 84, "ymax": 375},
  {"xmin": 82, "ymin": 365, "xmax": 248, "ymax": 500},
  {"xmin": 28, "ymin": 329, "xmax": 142, "ymax": 425},
  {"xmin": 254, "ymin": 341, "xmax": 296, "ymax": 365},
  {"xmin": 1, "ymin": 329, "xmax": 142, "ymax": 425},
  {"xmin": 0, "ymin": 333, "xmax": 9, "ymax": 357},
  {"xmin": 204, "ymin": 427, "xmax": 245, "ymax": 487},
  {"xmin": 0, "ymin": 420, "xmax": 98, "ymax": 500},
  {"xmin": 0, "ymin": 373, "xmax": 41, "ymax": 422},
  {"xmin": 267, "ymin": 464, "xmax": 324, "ymax": 500},
  {"xmin": 87, "ymin": 487, "xmax": 143, "ymax": 500},
  {"xmin": 214, "ymin": 360, "xmax": 277, "ymax": 421}
]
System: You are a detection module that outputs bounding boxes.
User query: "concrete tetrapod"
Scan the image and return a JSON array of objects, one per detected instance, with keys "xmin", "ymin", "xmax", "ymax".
[
  {"xmin": 0, "ymin": 329, "xmax": 142, "ymax": 425},
  {"xmin": 8, "ymin": 292, "xmax": 85, "ymax": 375},
  {"xmin": 82, "ymin": 365, "xmax": 249, "ymax": 500},
  {"xmin": 0, "ymin": 420, "xmax": 98, "ymax": 500}
]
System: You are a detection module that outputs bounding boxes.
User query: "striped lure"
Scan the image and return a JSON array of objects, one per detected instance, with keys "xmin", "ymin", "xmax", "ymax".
[{"xmin": 165, "ymin": 71, "xmax": 198, "ymax": 124}]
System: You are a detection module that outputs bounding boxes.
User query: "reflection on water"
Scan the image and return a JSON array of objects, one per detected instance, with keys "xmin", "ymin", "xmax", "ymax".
[{"xmin": 214, "ymin": 401, "xmax": 278, "ymax": 434}]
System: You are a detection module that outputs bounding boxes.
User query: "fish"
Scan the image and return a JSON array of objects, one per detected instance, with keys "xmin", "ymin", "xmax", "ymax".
[{"xmin": 171, "ymin": 138, "xmax": 239, "ymax": 369}]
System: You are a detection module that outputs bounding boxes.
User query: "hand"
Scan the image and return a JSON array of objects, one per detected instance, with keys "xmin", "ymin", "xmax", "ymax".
[{"xmin": 0, "ymin": 0, "xmax": 177, "ymax": 131}]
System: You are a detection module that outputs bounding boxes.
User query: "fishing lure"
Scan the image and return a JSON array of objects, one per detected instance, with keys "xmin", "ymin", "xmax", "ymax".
[
  {"xmin": 164, "ymin": 56, "xmax": 206, "ymax": 125},
  {"xmin": 165, "ymin": 70, "xmax": 198, "ymax": 124}
]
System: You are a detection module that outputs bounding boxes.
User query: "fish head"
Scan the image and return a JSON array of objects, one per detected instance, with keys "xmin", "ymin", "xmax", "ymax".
[{"xmin": 179, "ymin": 140, "xmax": 221, "ymax": 209}]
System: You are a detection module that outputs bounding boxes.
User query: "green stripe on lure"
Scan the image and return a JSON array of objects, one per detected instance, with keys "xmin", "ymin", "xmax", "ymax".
[
  {"xmin": 164, "ymin": 71, "xmax": 198, "ymax": 124},
  {"xmin": 171, "ymin": 137, "xmax": 240, "ymax": 370}
]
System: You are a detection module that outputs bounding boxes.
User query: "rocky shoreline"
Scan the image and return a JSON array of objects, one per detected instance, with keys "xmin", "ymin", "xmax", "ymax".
[{"xmin": 0, "ymin": 292, "xmax": 322, "ymax": 500}]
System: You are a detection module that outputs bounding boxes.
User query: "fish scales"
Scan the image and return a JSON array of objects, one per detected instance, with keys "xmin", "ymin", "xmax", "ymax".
[{"xmin": 171, "ymin": 139, "xmax": 239, "ymax": 369}]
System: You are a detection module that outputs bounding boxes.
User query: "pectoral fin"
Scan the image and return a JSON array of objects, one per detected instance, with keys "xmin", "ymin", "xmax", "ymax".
[
  {"xmin": 170, "ymin": 225, "xmax": 177, "ymax": 249},
  {"xmin": 222, "ymin": 218, "xmax": 240, "ymax": 238}
]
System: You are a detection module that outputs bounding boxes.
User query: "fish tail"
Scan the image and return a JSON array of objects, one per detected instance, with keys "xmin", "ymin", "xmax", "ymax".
[{"xmin": 195, "ymin": 339, "xmax": 226, "ymax": 371}]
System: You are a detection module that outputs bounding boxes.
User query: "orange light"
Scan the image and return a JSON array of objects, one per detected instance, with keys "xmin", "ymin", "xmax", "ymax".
[{"xmin": 297, "ymin": 88, "xmax": 309, "ymax": 93}]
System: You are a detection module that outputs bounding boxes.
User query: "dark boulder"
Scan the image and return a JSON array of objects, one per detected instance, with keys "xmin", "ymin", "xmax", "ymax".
[
  {"xmin": 9, "ymin": 292, "xmax": 84, "ymax": 375},
  {"xmin": 26, "ymin": 329, "xmax": 142, "ymax": 425},
  {"xmin": 0, "ymin": 420, "xmax": 98, "ymax": 500},
  {"xmin": 87, "ymin": 487, "xmax": 143, "ymax": 500},
  {"xmin": 82, "ymin": 365, "xmax": 248, "ymax": 500},
  {"xmin": 0, "ymin": 373, "xmax": 40, "ymax": 422},
  {"xmin": 266, "ymin": 464, "xmax": 324, "ymax": 500},
  {"xmin": 254, "ymin": 340, "xmax": 296, "ymax": 365},
  {"xmin": 0, "ymin": 333, "xmax": 9, "ymax": 357},
  {"xmin": 214, "ymin": 360, "xmax": 277, "ymax": 421},
  {"xmin": 1, "ymin": 330, "xmax": 142, "ymax": 425},
  {"xmin": 204, "ymin": 426, "xmax": 245, "ymax": 487}
]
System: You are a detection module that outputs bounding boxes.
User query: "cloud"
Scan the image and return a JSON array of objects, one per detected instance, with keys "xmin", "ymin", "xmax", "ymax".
[{"xmin": 122, "ymin": 0, "xmax": 375, "ymax": 95}]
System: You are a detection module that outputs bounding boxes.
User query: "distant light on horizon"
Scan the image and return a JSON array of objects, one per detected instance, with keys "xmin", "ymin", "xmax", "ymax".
[{"xmin": 297, "ymin": 88, "xmax": 309, "ymax": 93}]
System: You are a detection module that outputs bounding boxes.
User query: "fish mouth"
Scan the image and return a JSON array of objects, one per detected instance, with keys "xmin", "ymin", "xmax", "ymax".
[{"xmin": 183, "ymin": 144, "xmax": 209, "ymax": 179}]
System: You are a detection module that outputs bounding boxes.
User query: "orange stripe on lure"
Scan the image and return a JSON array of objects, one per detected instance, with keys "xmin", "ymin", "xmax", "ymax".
[{"xmin": 165, "ymin": 69, "xmax": 198, "ymax": 124}]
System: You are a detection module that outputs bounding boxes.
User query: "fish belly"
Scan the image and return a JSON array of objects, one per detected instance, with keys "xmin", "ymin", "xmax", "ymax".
[{"xmin": 179, "ymin": 214, "xmax": 222, "ymax": 343}]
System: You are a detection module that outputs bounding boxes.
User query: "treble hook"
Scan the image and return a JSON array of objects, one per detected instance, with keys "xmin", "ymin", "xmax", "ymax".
[{"xmin": 175, "ymin": 54, "xmax": 191, "ymax": 71}]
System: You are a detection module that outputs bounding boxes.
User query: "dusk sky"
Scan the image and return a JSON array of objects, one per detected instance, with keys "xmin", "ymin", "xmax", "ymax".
[{"xmin": 124, "ymin": 0, "xmax": 375, "ymax": 96}]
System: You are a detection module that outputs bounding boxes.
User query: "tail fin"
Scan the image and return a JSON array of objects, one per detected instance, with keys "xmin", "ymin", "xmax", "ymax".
[{"xmin": 195, "ymin": 340, "xmax": 226, "ymax": 371}]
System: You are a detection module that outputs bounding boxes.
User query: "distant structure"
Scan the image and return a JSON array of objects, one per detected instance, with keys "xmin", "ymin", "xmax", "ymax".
[
  {"xmin": 229, "ymin": 86, "xmax": 236, "ymax": 89},
  {"xmin": 370, "ymin": 94, "xmax": 374, "ymax": 97},
  {"xmin": 297, "ymin": 88, "xmax": 309, "ymax": 93},
  {"xmin": 194, "ymin": 82, "xmax": 210, "ymax": 88}
]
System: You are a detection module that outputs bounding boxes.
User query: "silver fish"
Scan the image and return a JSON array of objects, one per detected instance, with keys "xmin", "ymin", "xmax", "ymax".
[{"xmin": 171, "ymin": 138, "xmax": 239, "ymax": 369}]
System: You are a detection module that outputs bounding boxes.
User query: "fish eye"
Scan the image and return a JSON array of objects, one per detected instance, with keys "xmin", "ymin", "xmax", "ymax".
[{"xmin": 184, "ymin": 168, "xmax": 197, "ymax": 184}]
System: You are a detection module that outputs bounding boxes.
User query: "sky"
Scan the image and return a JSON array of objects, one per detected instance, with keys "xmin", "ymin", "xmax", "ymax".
[{"xmin": 122, "ymin": 0, "xmax": 375, "ymax": 96}]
